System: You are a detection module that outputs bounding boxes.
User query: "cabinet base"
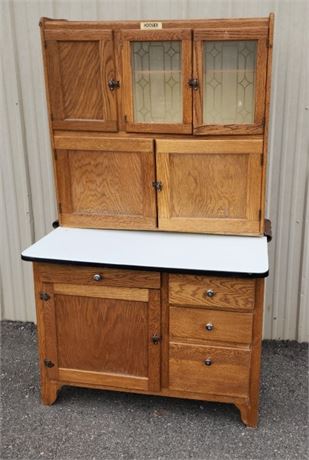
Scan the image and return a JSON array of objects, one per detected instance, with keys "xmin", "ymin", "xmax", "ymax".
[{"xmin": 40, "ymin": 379, "xmax": 258, "ymax": 427}]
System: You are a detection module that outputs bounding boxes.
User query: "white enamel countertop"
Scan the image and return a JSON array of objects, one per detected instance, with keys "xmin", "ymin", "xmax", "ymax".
[{"xmin": 22, "ymin": 227, "xmax": 269, "ymax": 275}]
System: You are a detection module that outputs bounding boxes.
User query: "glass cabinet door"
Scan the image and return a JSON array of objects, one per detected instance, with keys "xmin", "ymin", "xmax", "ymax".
[
  {"xmin": 193, "ymin": 28, "xmax": 268, "ymax": 135},
  {"xmin": 121, "ymin": 29, "xmax": 192, "ymax": 134}
]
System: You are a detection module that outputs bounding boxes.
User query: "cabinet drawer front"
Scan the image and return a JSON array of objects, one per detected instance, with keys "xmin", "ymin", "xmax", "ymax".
[
  {"xmin": 169, "ymin": 343, "xmax": 250, "ymax": 397},
  {"xmin": 169, "ymin": 274, "xmax": 255, "ymax": 310},
  {"xmin": 36, "ymin": 263, "xmax": 160, "ymax": 289},
  {"xmin": 170, "ymin": 307, "xmax": 253, "ymax": 344}
]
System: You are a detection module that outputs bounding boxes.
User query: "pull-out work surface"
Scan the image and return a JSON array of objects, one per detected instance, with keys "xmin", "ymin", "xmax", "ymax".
[{"xmin": 22, "ymin": 227, "xmax": 269, "ymax": 277}]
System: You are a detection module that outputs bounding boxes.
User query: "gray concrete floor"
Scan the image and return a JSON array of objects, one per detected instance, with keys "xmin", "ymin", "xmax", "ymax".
[{"xmin": 1, "ymin": 321, "xmax": 308, "ymax": 460}]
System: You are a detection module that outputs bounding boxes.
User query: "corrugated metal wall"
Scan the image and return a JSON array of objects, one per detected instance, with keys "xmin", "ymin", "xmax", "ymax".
[{"xmin": 1, "ymin": 0, "xmax": 308, "ymax": 341}]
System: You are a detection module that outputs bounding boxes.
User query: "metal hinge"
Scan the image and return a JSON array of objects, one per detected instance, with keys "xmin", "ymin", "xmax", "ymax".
[
  {"xmin": 40, "ymin": 292, "xmax": 50, "ymax": 301},
  {"xmin": 58, "ymin": 203, "xmax": 62, "ymax": 213},
  {"xmin": 259, "ymin": 209, "xmax": 262, "ymax": 220},
  {"xmin": 261, "ymin": 155, "xmax": 264, "ymax": 166},
  {"xmin": 44, "ymin": 359, "xmax": 55, "ymax": 368},
  {"xmin": 152, "ymin": 181, "xmax": 163, "ymax": 192}
]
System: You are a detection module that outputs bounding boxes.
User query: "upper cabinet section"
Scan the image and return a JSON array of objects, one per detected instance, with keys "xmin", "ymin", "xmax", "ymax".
[
  {"xmin": 41, "ymin": 17, "xmax": 272, "ymax": 136},
  {"xmin": 120, "ymin": 29, "xmax": 192, "ymax": 134},
  {"xmin": 193, "ymin": 27, "xmax": 268, "ymax": 135},
  {"xmin": 43, "ymin": 28, "xmax": 118, "ymax": 131}
]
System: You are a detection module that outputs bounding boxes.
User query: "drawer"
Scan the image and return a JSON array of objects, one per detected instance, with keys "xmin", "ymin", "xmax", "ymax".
[
  {"xmin": 169, "ymin": 342, "xmax": 250, "ymax": 397},
  {"xmin": 35, "ymin": 263, "xmax": 160, "ymax": 289},
  {"xmin": 170, "ymin": 307, "xmax": 253, "ymax": 344},
  {"xmin": 169, "ymin": 274, "xmax": 255, "ymax": 310}
]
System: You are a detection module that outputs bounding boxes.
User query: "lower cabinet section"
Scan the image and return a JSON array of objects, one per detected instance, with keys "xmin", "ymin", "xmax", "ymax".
[{"xmin": 33, "ymin": 263, "xmax": 264, "ymax": 427}]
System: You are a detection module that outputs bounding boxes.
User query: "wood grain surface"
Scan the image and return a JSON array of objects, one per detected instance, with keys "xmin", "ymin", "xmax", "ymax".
[
  {"xmin": 36, "ymin": 263, "xmax": 161, "ymax": 289},
  {"xmin": 170, "ymin": 307, "xmax": 253, "ymax": 344},
  {"xmin": 169, "ymin": 274, "xmax": 256, "ymax": 310},
  {"xmin": 169, "ymin": 342, "xmax": 251, "ymax": 397}
]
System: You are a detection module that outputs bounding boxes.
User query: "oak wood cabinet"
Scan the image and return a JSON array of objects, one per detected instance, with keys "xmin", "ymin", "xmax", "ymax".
[
  {"xmin": 33, "ymin": 261, "xmax": 265, "ymax": 428},
  {"xmin": 25, "ymin": 14, "xmax": 274, "ymax": 429},
  {"xmin": 40, "ymin": 14, "xmax": 274, "ymax": 235}
]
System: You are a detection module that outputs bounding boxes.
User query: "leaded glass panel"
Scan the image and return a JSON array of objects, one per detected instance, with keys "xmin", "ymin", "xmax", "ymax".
[
  {"xmin": 203, "ymin": 41, "xmax": 257, "ymax": 124},
  {"xmin": 131, "ymin": 41, "xmax": 182, "ymax": 123}
]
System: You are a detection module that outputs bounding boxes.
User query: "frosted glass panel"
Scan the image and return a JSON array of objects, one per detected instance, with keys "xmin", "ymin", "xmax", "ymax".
[
  {"xmin": 204, "ymin": 41, "xmax": 257, "ymax": 124},
  {"xmin": 132, "ymin": 41, "xmax": 182, "ymax": 123}
]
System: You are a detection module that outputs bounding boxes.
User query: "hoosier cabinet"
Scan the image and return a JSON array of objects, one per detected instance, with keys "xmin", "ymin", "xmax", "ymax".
[{"xmin": 22, "ymin": 14, "xmax": 274, "ymax": 427}]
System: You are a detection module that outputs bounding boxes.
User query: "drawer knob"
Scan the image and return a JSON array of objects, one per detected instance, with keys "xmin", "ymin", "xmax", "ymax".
[
  {"xmin": 205, "ymin": 322, "xmax": 214, "ymax": 331},
  {"xmin": 205, "ymin": 289, "xmax": 216, "ymax": 298},
  {"xmin": 204, "ymin": 358, "xmax": 212, "ymax": 366},
  {"xmin": 93, "ymin": 273, "xmax": 103, "ymax": 282}
]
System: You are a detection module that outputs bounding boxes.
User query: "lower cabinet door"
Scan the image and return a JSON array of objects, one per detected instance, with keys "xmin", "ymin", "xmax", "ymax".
[
  {"xmin": 169, "ymin": 342, "xmax": 250, "ymax": 397},
  {"xmin": 41, "ymin": 282, "xmax": 161, "ymax": 392},
  {"xmin": 156, "ymin": 139, "xmax": 263, "ymax": 235}
]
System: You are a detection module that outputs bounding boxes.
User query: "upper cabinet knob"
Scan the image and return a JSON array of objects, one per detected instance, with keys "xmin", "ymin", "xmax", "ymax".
[
  {"xmin": 108, "ymin": 79, "xmax": 120, "ymax": 91},
  {"xmin": 205, "ymin": 322, "xmax": 214, "ymax": 331},
  {"xmin": 188, "ymin": 78, "xmax": 199, "ymax": 90},
  {"xmin": 93, "ymin": 274, "xmax": 103, "ymax": 282}
]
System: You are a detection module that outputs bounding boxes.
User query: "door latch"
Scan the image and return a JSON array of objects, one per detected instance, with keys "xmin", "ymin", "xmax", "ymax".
[
  {"xmin": 44, "ymin": 359, "xmax": 55, "ymax": 368},
  {"xmin": 188, "ymin": 78, "xmax": 199, "ymax": 90},
  {"xmin": 40, "ymin": 292, "xmax": 50, "ymax": 301},
  {"xmin": 151, "ymin": 334, "xmax": 161, "ymax": 345},
  {"xmin": 108, "ymin": 79, "xmax": 120, "ymax": 91},
  {"xmin": 152, "ymin": 181, "xmax": 163, "ymax": 192}
]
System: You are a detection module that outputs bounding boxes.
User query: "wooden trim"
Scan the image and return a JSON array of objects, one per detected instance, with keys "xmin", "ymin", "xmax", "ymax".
[
  {"xmin": 260, "ymin": 13, "xmax": 274, "ymax": 233},
  {"xmin": 121, "ymin": 29, "xmax": 191, "ymax": 41},
  {"xmin": 53, "ymin": 284, "xmax": 149, "ymax": 302},
  {"xmin": 58, "ymin": 368, "xmax": 148, "ymax": 391},
  {"xmin": 148, "ymin": 290, "xmax": 161, "ymax": 392},
  {"xmin": 60, "ymin": 214, "xmax": 157, "ymax": 231},
  {"xmin": 194, "ymin": 124, "xmax": 264, "ymax": 136},
  {"xmin": 41, "ymin": 282, "xmax": 58, "ymax": 380},
  {"xmin": 42, "ymin": 18, "xmax": 270, "ymax": 31},
  {"xmin": 156, "ymin": 139, "xmax": 263, "ymax": 154},
  {"xmin": 45, "ymin": 29, "xmax": 114, "ymax": 41},
  {"xmin": 161, "ymin": 273, "xmax": 169, "ymax": 388},
  {"xmin": 194, "ymin": 27, "xmax": 268, "ymax": 40},
  {"xmin": 158, "ymin": 217, "xmax": 261, "ymax": 235},
  {"xmin": 51, "ymin": 120, "xmax": 118, "ymax": 132},
  {"xmin": 54, "ymin": 135, "xmax": 153, "ymax": 152},
  {"xmin": 125, "ymin": 123, "xmax": 193, "ymax": 135}
]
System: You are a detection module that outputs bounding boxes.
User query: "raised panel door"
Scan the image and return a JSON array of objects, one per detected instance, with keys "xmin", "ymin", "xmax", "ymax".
[
  {"xmin": 54, "ymin": 136, "xmax": 157, "ymax": 230},
  {"xmin": 43, "ymin": 28, "xmax": 118, "ymax": 131},
  {"xmin": 156, "ymin": 139, "xmax": 263, "ymax": 235},
  {"xmin": 42, "ymin": 281, "xmax": 161, "ymax": 392}
]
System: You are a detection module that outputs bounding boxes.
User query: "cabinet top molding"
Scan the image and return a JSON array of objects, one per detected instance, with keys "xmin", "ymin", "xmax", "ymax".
[{"xmin": 39, "ymin": 15, "xmax": 273, "ymax": 31}]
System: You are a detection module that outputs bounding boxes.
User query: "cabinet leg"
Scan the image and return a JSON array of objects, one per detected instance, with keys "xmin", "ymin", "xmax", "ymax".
[
  {"xmin": 235, "ymin": 402, "xmax": 259, "ymax": 428},
  {"xmin": 41, "ymin": 380, "xmax": 61, "ymax": 405}
]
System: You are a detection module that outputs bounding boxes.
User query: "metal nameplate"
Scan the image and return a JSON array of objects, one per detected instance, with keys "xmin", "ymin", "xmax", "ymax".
[{"xmin": 140, "ymin": 22, "xmax": 162, "ymax": 30}]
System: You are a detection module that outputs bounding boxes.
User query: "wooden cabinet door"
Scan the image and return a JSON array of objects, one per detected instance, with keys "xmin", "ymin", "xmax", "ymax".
[
  {"xmin": 54, "ymin": 136, "xmax": 157, "ymax": 230},
  {"xmin": 156, "ymin": 139, "xmax": 263, "ymax": 235},
  {"xmin": 193, "ymin": 27, "xmax": 268, "ymax": 135},
  {"xmin": 41, "ymin": 281, "xmax": 161, "ymax": 392},
  {"xmin": 120, "ymin": 29, "xmax": 192, "ymax": 134},
  {"xmin": 43, "ymin": 28, "xmax": 118, "ymax": 131}
]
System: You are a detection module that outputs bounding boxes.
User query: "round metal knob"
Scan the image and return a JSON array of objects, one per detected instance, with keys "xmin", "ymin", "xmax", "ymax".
[
  {"xmin": 93, "ymin": 274, "xmax": 103, "ymax": 282},
  {"xmin": 205, "ymin": 289, "xmax": 215, "ymax": 298},
  {"xmin": 205, "ymin": 322, "xmax": 214, "ymax": 331},
  {"xmin": 204, "ymin": 358, "xmax": 212, "ymax": 366}
]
